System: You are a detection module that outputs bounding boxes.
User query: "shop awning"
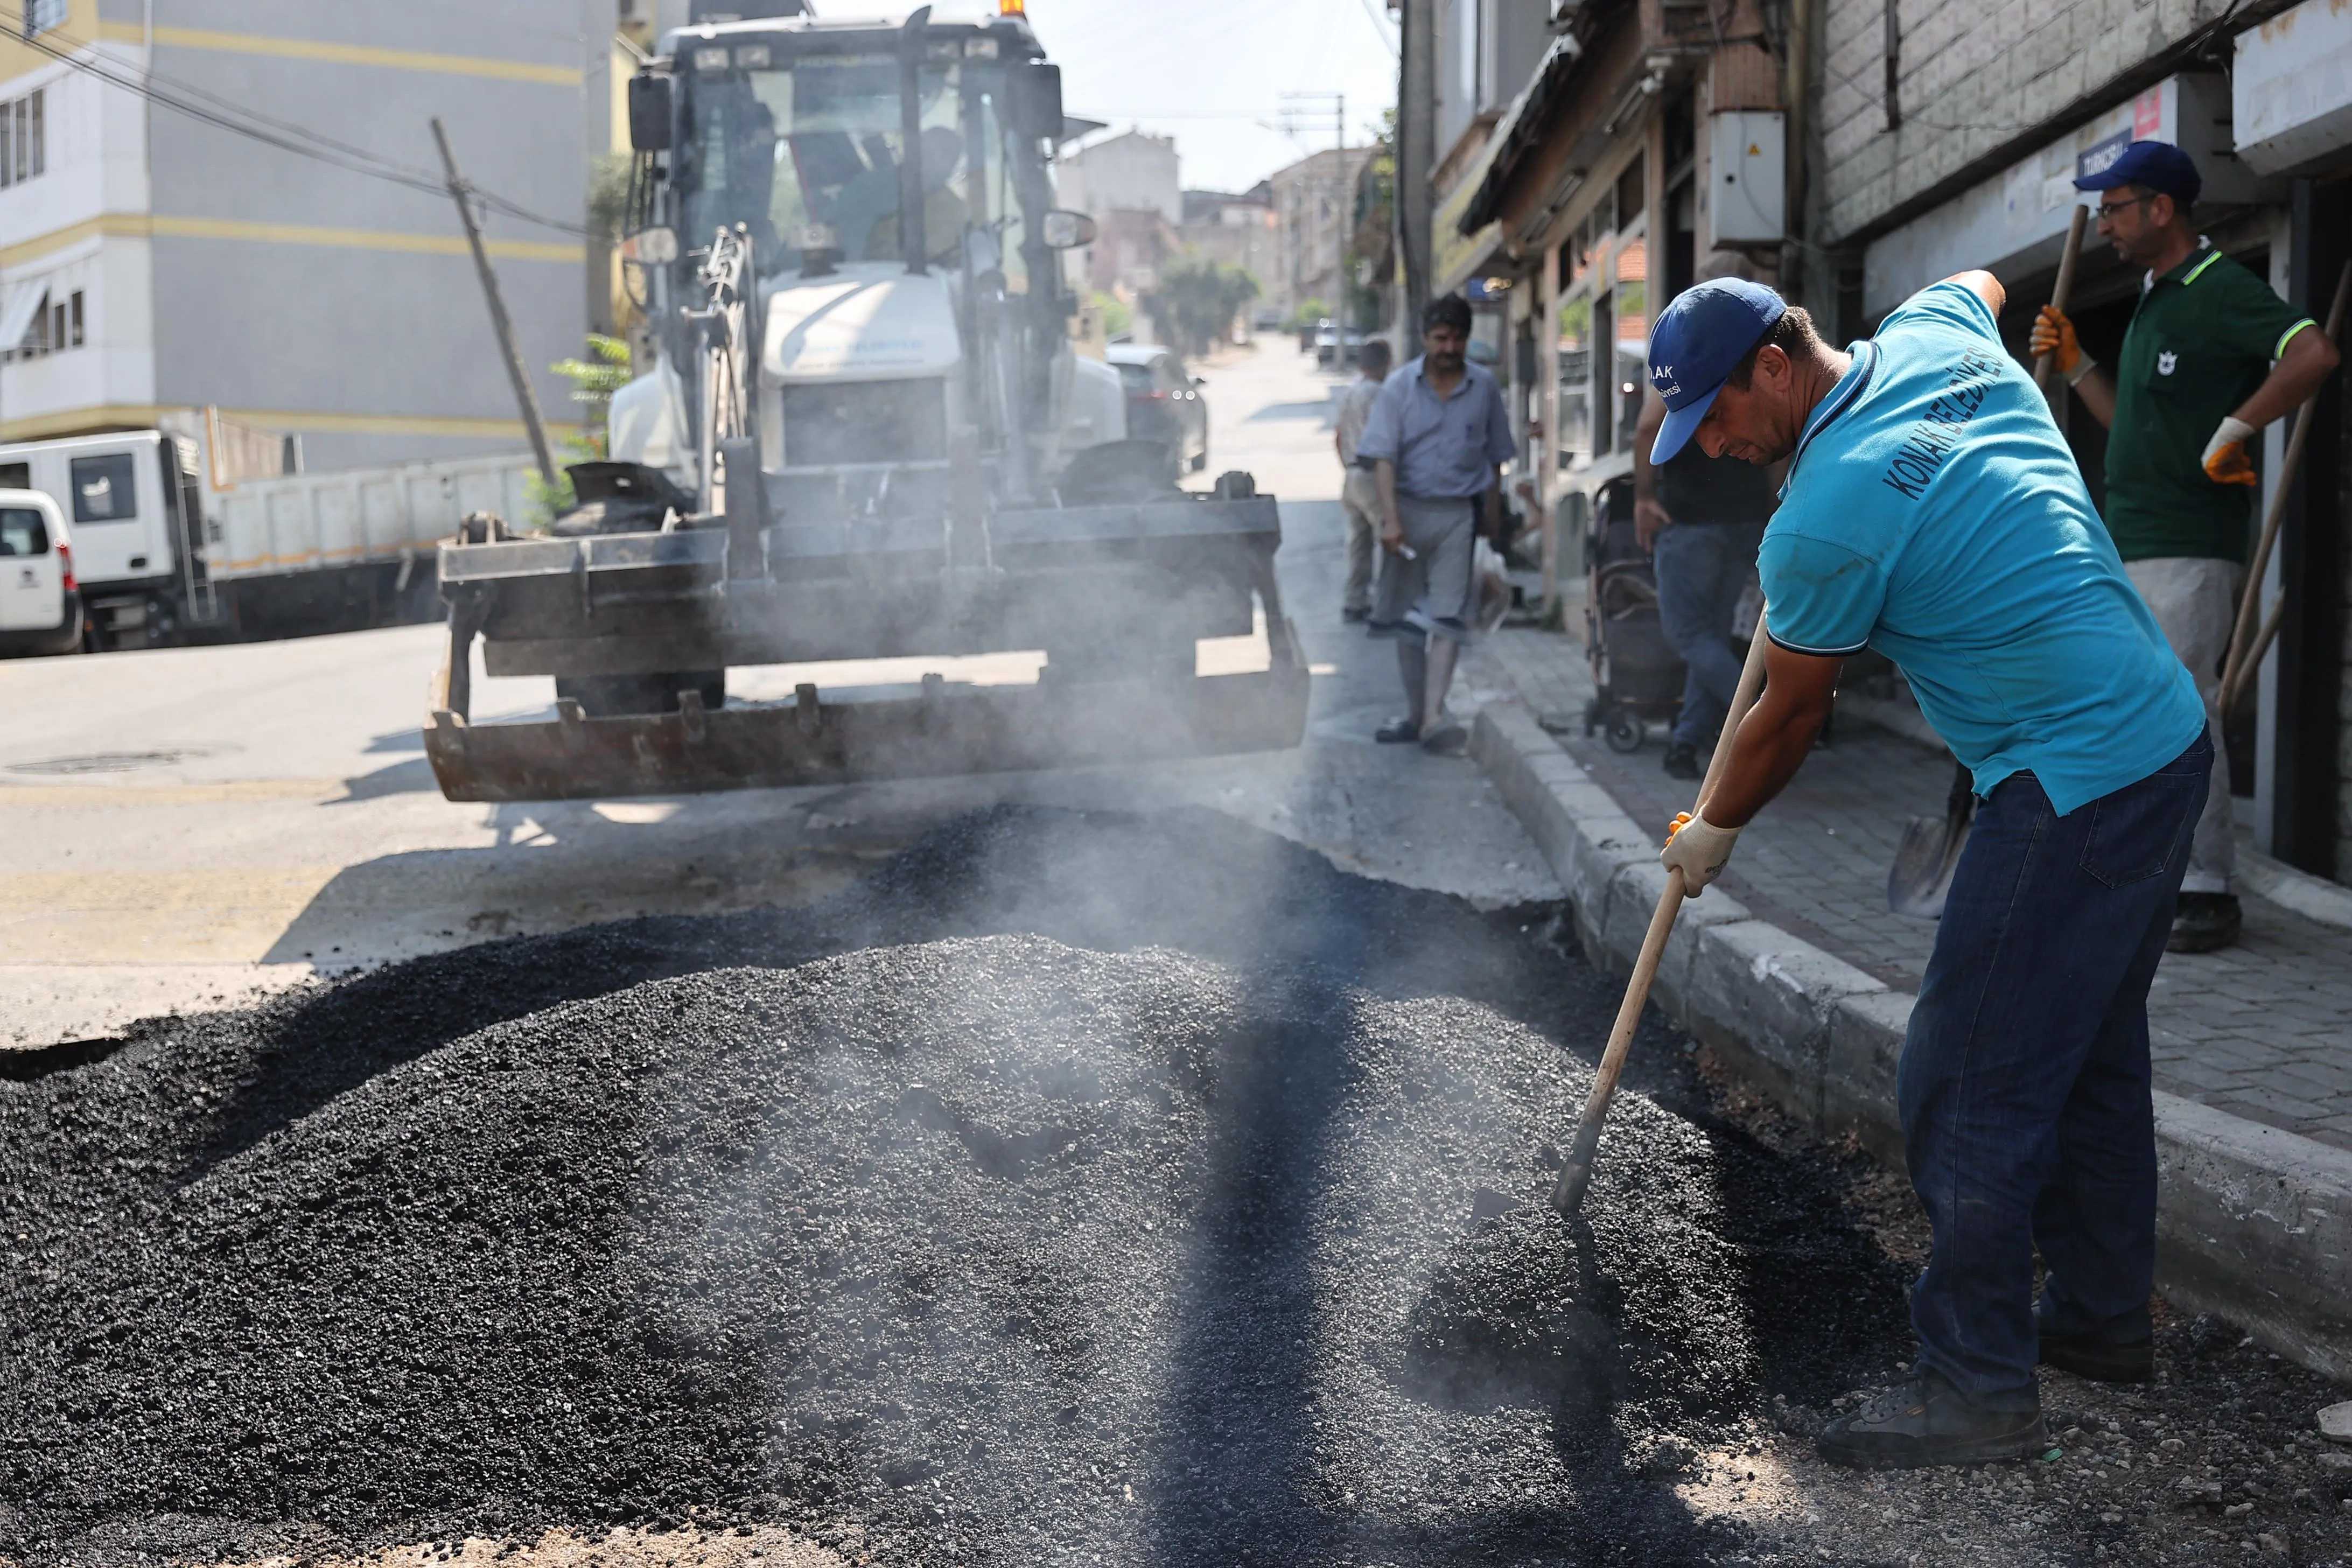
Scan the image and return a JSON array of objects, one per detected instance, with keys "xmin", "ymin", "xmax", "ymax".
[
  {"xmin": 0, "ymin": 280, "xmax": 45, "ymax": 352},
  {"xmin": 1432, "ymin": 130, "xmax": 1508, "ymax": 297},
  {"xmin": 1458, "ymin": 32, "xmax": 1586, "ymax": 235}
]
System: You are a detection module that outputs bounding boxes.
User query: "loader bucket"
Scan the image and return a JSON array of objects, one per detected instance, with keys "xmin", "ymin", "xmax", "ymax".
[
  {"xmin": 423, "ymin": 658, "xmax": 1309, "ymax": 801},
  {"xmin": 425, "ymin": 489, "xmax": 1311, "ymax": 802}
]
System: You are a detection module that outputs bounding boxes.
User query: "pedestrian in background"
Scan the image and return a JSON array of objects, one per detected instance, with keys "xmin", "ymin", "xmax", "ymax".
[
  {"xmin": 1357, "ymin": 294, "xmax": 1516, "ymax": 754},
  {"xmin": 1633, "ymin": 384, "xmax": 1780, "ymax": 780},
  {"xmin": 2032, "ymin": 141, "xmax": 2340, "ymax": 953},
  {"xmin": 1334, "ymin": 337, "xmax": 1393, "ymax": 624}
]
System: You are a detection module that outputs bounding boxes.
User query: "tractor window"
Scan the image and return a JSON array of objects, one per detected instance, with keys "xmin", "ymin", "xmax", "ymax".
[
  {"xmin": 975, "ymin": 89, "xmax": 1028, "ymax": 295},
  {"xmin": 69, "ymin": 453, "xmax": 138, "ymax": 523},
  {"xmin": 0, "ymin": 507, "xmax": 48, "ymax": 556},
  {"xmin": 684, "ymin": 56, "xmax": 967, "ymax": 271}
]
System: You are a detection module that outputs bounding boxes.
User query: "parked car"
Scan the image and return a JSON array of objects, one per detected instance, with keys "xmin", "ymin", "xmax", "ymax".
[
  {"xmin": 1105, "ymin": 344, "xmax": 1210, "ymax": 474},
  {"xmin": 1316, "ymin": 323, "xmax": 1365, "ymax": 368},
  {"xmin": 0, "ymin": 488, "xmax": 83, "ymax": 656}
]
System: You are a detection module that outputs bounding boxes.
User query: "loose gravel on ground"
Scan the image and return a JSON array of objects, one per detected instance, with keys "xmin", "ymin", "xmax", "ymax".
[{"xmin": 1, "ymin": 807, "xmax": 2346, "ymax": 1567}]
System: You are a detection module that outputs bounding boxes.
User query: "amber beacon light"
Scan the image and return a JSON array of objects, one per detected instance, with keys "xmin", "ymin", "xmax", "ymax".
[{"xmin": 998, "ymin": 0, "xmax": 1026, "ymax": 15}]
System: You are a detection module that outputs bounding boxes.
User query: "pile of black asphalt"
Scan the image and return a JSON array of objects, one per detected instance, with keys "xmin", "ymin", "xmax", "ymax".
[{"xmin": 0, "ymin": 806, "xmax": 1916, "ymax": 1567}]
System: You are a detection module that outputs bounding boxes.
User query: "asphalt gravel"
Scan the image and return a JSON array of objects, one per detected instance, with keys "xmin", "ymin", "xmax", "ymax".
[{"xmin": 0, "ymin": 806, "xmax": 1920, "ymax": 1566}]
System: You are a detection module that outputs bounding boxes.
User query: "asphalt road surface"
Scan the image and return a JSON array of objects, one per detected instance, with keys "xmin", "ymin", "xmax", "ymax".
[{"xmin": 0, "ymin": 340, "xmax": 1555, "ymax": 1049}]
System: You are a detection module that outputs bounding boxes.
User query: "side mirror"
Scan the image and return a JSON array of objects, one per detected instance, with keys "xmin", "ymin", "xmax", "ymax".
[
  {"xmin": 621, "ymin": 226, "xmax": 678, "ymax": 265},
  {"xmin": 1011, "ymin": 60, "xmax": 1063, "ymax": 142},
  {"xmin": 627, "ymin": 74, "xmax": 673, "ymax": 152},
  {"xmin": 1040, "ymin": 209, "xmax": 1096, "ymax": 250}
]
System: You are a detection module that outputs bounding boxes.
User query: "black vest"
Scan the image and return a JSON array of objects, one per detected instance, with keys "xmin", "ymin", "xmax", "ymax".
[{"xmin": 1654, "ymin": 444, "xmax": 1777, "ymax": 526}]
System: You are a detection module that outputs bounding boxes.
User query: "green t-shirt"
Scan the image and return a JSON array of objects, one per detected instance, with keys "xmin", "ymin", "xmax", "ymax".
[{"xmin": 2102, "ymin": 242, "xmax": 2315, "ymax": 563}]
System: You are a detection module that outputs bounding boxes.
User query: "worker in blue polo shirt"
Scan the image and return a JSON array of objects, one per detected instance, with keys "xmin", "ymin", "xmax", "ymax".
[{"xmin": 1646, "ymin": 275, "xmax": 2208, "ymax": 1468}]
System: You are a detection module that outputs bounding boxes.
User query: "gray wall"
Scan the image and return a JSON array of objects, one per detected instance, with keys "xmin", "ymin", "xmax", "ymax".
[
  {"xmin": 139, "ymin": 0, "xmax": 595, "ymax": 470},
  {"xmin": 1819, "ymin": 0, "xmax": 2219, "ymax": 245}
]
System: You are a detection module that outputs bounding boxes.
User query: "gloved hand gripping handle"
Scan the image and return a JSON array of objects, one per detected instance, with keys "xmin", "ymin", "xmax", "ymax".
[{"xmin": 1550, "ymin": 623, "xmax": 1774, "ymax": 1216}]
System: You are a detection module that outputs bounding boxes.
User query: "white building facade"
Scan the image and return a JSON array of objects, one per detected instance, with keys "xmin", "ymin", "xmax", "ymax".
[
  {"xmin": 1056, "ymin": 129, "xmax": 1182, "ymax": 229},
  {"xmin": 0, "ymin": 0, "xmax": 598, "ymax": 472}
]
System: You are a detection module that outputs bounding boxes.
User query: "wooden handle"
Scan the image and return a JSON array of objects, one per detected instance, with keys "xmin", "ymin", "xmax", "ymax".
[
  {"xmin": 2218, "ymin": 257, "xmax": 2352, "ymax": 713},
  {"xmin": 2034, "ymin": 205, "xmax": 2090, "ymax": 396},
  {"xmin": 2221, "ymin": 594, "xmax": 2285, "ymax": 718},
  {"xmin": 1551, "ymin": 625, "xmax": 1774, "ymax": 1215}
]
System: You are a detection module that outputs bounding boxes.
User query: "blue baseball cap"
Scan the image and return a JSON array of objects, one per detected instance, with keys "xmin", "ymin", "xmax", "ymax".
[
  {"xmin": 2073, "ymin": 140, "xmax": 2200, "ymax": 206},
  {"xmin": 1647, "ymin": 278, "xmax": 1788, "ymax": 464}
]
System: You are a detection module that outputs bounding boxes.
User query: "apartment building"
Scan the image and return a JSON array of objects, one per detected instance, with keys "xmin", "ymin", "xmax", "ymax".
[
  {"xmin": 1269, "ymin": 143, "xmax": 1381, "ymax": 318},
  {"xmin": 0, "ymin": 0, "xmax": 600, "ymax": 472}
]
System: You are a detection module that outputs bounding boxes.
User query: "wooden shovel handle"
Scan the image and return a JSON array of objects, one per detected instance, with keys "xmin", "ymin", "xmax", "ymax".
[
  {"xmin": 1551, "ymin": 624, "xmax": 1774, "ymax": 1215},
  {"xmin": 2034, "ymin": 205, "xmax": 2090, "ymax": 397},
  {"xmin": 2219, "ymin": 258, "xmax": 2352, "ymax": 716}
]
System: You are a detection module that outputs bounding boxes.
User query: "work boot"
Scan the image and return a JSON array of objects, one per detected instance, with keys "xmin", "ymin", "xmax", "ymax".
[
  {"xmin": 1814, "ymin": 1368, "xmax": 2046, "ymax": 1470},
  {"xmin": 1661, "ymin": 742, "xmax": 1700, "ymax": 781},
  {"xmin": 2168, "ymin": 892, "xmax": 2241, "ymax": 953},
  {"xmin": 2036, "ymin": 1300, "xmax": 2154, "ymax": 1384},
  {"xmin": 1342, "ymin": 605, "xmax": 1371, "ymax": 624},
  {"xmin": 1374, "ymin": 718, "xmax": 1421, "ymax": 744}
]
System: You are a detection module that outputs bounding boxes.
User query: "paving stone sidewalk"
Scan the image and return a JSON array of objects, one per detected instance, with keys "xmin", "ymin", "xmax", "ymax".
[{"xmin": 1464, "ymin": 616, "xmax": 2352, "ymax": 1155}]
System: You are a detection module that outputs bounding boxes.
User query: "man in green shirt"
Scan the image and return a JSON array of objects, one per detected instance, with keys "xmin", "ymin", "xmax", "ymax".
[{"xmin": 2032, "ymin": 142, "xmax": 2338, "ymax": 951}]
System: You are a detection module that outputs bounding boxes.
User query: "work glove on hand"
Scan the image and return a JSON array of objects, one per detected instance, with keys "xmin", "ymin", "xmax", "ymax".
[
  {"xmin": 1661, "ymin": 811, "xmax": 1740, "ymax": 898},
  {"xmin": 2202, "ymin": 416, "xmax": 2259, "ymax": 487},
  {"xmin": 2029, "ymin": 306, "xmax": 2090, "ymax": 382}
]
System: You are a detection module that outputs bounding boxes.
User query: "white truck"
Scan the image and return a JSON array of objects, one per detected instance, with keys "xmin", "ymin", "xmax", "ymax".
[{"xmin": 0, "ymin": 427, "xmax": 536, "ymax": 649}]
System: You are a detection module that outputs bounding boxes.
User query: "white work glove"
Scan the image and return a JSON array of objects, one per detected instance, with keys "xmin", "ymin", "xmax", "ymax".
[
  {"xmin": 2202, "ymin": 416, "xmax": 2258, "ymax": 487},
  {"xmin": 1660, "ymin": 811, "xmax": 1741, "ymax": 897}
]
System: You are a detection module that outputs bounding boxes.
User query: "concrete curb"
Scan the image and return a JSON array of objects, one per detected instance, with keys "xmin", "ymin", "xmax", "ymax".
[{"xmin": 1472, "ymin": 699, "xmax": 2352, "ymax": 1381}]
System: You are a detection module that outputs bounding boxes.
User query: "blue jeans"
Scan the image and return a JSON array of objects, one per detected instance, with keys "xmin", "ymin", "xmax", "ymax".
[
  {"xmin": 1899, "ymin": 731, "xmax": 2209, "ymax": 1397},
  {"xmin": 1653, "ymin": 521, "xmax": 1765, "ymax": 747}
]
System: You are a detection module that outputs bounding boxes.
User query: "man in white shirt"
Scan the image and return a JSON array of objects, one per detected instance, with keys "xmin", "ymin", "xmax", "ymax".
[{"xmin": 1333, "ymin": 338, "xmax": 1392, "ymax": 622}]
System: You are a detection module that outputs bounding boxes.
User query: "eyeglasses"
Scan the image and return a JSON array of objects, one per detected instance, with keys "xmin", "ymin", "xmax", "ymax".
[{"xmin": 2095, "ymin": 195, "xmax": 2158, "ymax": 220}]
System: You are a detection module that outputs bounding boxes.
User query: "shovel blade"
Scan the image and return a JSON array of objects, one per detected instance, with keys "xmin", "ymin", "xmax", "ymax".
[{"xmin": 1888, "ymin": 810, "xmax": 1970, "ymax": 919}]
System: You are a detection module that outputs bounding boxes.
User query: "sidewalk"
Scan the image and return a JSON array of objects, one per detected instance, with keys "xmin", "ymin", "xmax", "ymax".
[{"xmin": 1459, "ymin": 607, "xmax": 2352, "ymax": 1376}]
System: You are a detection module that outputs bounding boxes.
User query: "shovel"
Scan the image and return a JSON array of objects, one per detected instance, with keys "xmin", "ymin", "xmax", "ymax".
[
  {"xmin": 1550, "ymin": 628, "xmax": 1772, "ymax": 1216},
  {"xmin": 1877, "ymin": 212, "xmax": 2086, "ymax": 918},
  {"xmin": 1888, "ymin": 760, "xmax": 1975, "ymax": 919}
]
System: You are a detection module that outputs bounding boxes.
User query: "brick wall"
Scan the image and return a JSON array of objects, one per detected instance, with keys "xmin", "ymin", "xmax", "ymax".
[{"xmin": 1818, "ymin": 0, "xmax": 2231, "ymax": 245}]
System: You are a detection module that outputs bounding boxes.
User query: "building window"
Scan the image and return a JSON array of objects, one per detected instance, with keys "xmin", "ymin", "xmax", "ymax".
[
  {"xmin": 26, "ymin": 0, "xmax": 68, "ymax": 35},
  {"xmin": 2, "ymin": 287, "xmax": 85, "ymax": 361},
  {"xmin": 0, "ymin": 89, "xmax": 45, "ymax": 188}
]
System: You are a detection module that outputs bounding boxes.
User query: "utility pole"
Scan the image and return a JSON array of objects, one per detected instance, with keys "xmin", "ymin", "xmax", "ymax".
[
  {"xmin": 432, "ymin": 117, "xmax": 559, "ymax": 489},
  {"xmin": 1397, "ymin": 0, "xmax": 1434, "ymax": 333},
  {"xmin": 1280, "ymin": 92, "xmax": 1350, "ymax": 321}
]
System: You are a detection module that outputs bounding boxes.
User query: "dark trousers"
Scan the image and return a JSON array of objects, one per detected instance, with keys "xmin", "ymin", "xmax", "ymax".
[
  {"xmin": 1898, "ymin": 731, "xmax": 2209, "ymax": 1396},
  {"xmin": 1653, "ymin": 520, "xmax": 1765, "ymax": 748}
]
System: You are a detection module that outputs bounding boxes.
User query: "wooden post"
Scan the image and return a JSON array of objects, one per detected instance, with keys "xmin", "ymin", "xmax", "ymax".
[{"xmin": 432, "ymin": 117, "xmax": 559, "ymax": 489}]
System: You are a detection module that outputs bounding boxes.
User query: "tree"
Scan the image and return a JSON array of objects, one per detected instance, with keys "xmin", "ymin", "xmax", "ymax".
[
  {"xmin": 1091, "ymin": 291, "xmax": 1133, "ymax": 341},
  {"xmin": 528, "ymin": 334, "xmax": 633, "ymax": 523},
  {"xmin": 1151, "ymin": 254, "xmax": 1262, "ymax": 356}
]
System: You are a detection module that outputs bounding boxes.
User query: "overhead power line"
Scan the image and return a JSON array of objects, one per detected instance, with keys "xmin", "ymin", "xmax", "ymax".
[{"xmin": 4, "ymin": 19, "xmax": 591, "ymax": 239}]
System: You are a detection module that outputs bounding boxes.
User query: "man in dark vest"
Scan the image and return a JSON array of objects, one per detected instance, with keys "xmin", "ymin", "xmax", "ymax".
[{"xmin": 1634, "ymin": 384, "xmax": 1781, "ymax": 779}]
